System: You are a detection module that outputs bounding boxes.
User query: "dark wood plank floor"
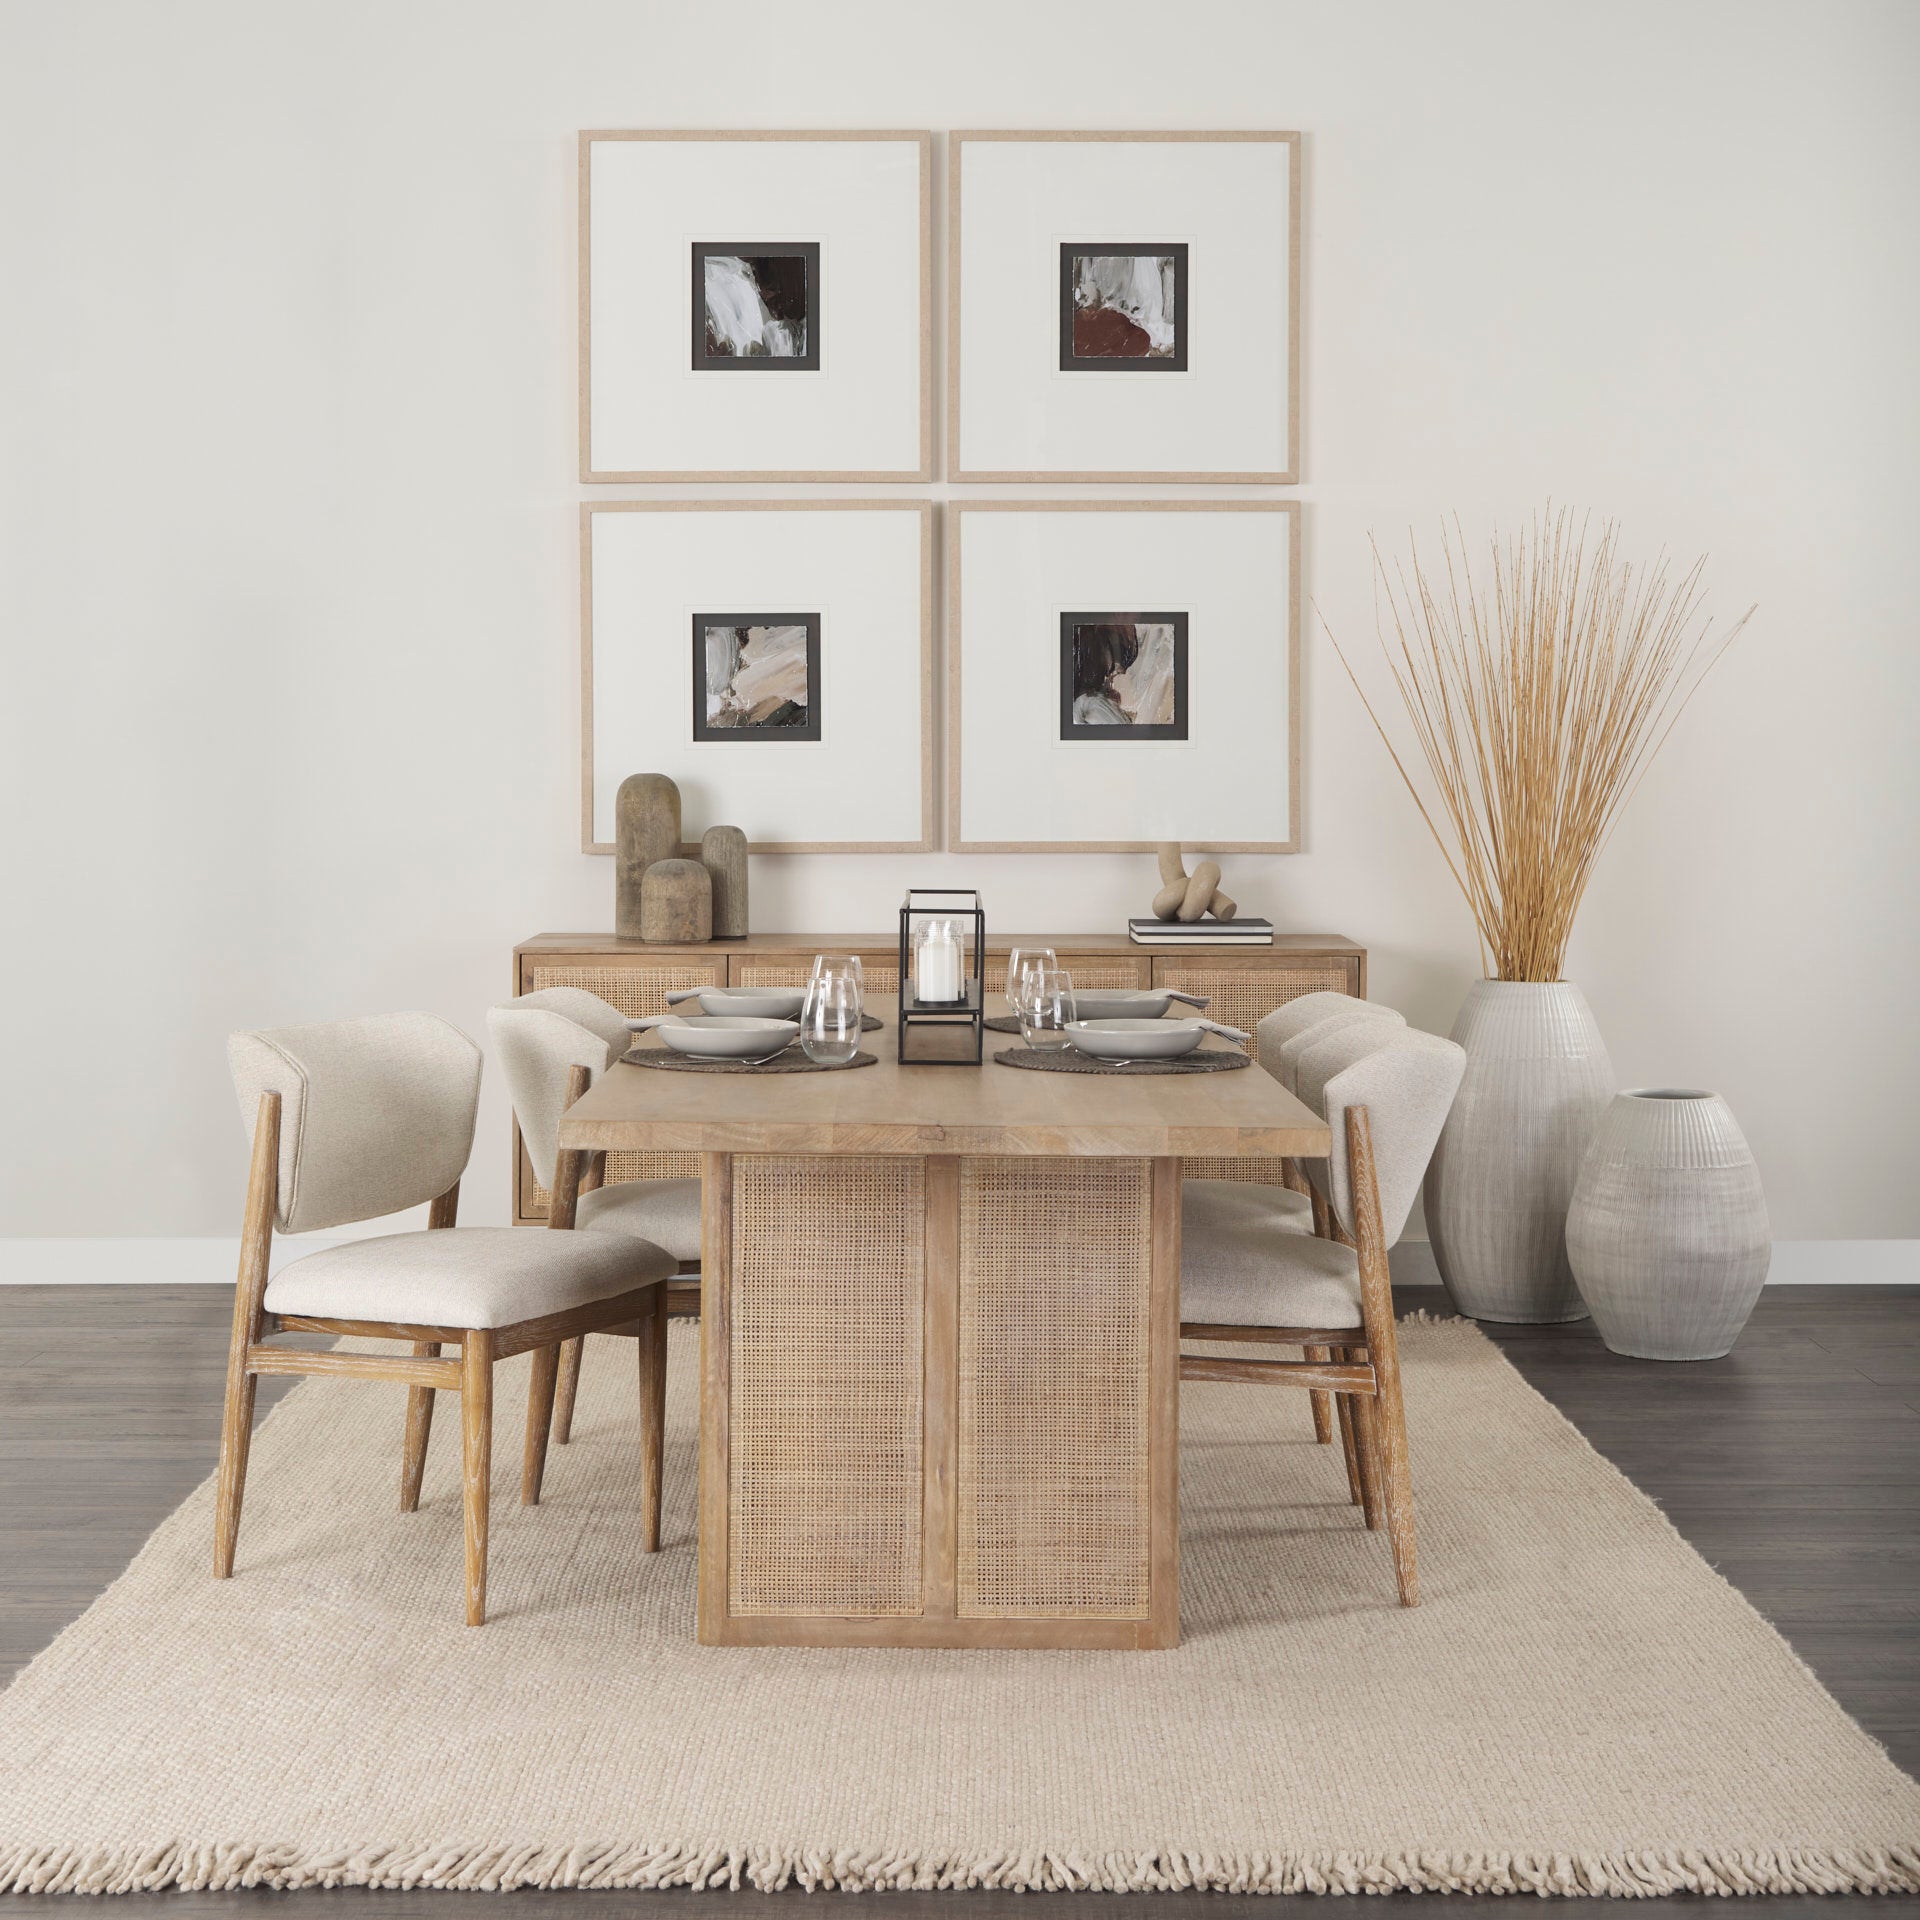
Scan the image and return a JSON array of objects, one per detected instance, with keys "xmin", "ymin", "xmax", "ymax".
[{"xmin": 2, "ymin": 1282, "xmax": 1915, "ymax": 1916}]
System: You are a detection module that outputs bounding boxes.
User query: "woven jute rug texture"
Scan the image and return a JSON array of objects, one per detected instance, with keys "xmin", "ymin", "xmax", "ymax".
[{"xmin": 2, "ymin": 1315, "xmax": 1915, "ymax": 1896}]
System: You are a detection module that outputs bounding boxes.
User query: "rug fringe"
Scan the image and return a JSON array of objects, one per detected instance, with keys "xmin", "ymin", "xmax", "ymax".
[{"xmin": 4, "ymin": 1838, "xmax": 1917, "ymax": 1897}]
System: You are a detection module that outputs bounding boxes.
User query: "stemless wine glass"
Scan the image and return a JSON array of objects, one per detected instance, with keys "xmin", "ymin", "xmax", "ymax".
[
  {"xmin": 1017, "ymin": 966, "xmax": 1075, "ymax": 1051},
  {"xmin": 809, "ymin": 952, "xmax": 864, "ymax": 994},
  {"xmin": 800, "ymin": 964, "xmax": 863, "ymax": 1066},
  {"xmin": 1004, "ymin": 946, "xmax": 1057, "ymax": 1019}
]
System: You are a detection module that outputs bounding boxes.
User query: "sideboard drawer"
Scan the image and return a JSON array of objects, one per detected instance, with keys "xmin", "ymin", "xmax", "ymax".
[
  {"xmin": 1149, "ymin": 953, "xmax": 1362, "ymax": 1184},
  {"xmin": 730, "ymin": 951, "xmax": 902, "ymax": 993}
]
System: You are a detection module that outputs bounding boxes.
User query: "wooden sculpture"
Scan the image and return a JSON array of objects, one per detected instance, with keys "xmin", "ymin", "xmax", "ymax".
[{"xmin": 1149, "ymin": 844, "xmax": 1239, "ymax": 923}]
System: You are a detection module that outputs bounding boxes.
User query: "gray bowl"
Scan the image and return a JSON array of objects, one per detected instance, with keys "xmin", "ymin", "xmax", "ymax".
[
  {"xmin": 686, "ymin": 986, "xmax": 806, "ymax": 1020},
  {"xmin": 1066, "ymin": 989, "xmax": 1177, "ymax": 1022},
  {"xmin": 1066, "ymin": 1018, "xmax": 1206, "ymax": 1060},
  {"xmin": 654, "ymin": 1016, "xmax": 799, "ymax": 1059}
]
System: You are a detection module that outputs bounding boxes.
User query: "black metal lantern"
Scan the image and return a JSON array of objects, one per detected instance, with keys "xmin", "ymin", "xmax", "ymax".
[{"xmin": 897, "ymin": 888, "xmax": 985, "ymax": 1065}]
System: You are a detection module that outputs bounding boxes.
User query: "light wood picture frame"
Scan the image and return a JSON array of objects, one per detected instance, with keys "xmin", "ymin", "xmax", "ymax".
[
  {"xmin": 947, "ymin": 131, "xmax": 1300, "ymax": 484},
  {"xmin": 947, "ymin": 500, "xmax": 1301, "ymax": 854},
  {"xmin": 583, "ymin": 500, "xmax": 936, "ymax": 854},
  {"xmin": 581, "ymin": 131, "xmax": 934, "ymax": 483}
]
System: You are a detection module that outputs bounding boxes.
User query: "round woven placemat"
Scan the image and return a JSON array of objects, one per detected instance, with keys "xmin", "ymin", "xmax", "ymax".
[
  {"xmin": 622, "ymin": 1047, "xmax": 878, "ymax": 1074},
  {"xmin": 993, "ymin": 1045, "xmax": 1250, "ymax": 1075}
]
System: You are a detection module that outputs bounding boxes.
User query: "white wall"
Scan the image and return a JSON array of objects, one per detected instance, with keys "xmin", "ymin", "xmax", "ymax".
[{"xmin": 1, "ymin": 0, "xmax": 1915, "ymax": 1247}]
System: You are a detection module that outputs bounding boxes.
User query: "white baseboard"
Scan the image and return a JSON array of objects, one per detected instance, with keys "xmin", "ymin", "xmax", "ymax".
[
  {"xmin": 0, "ymin": 1232, "xmax": 383, "ymax": 1288},
  {"xmin": 2, "ymin": 1236, "xmax": 1914, "ymax": 1287}
]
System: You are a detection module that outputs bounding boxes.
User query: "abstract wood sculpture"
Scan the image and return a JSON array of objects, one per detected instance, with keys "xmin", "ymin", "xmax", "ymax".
[
  {"xmin": 1150, "ymin": 844, "xmax": 1239, "ymax": 922},
  {"xmin": 701, "ymin": 825, "xmax": 750, "ymax": 939},
  {"xmin": 616, "ymin": 774, "xmax": 683, "ymax": 941},
  {"xmin": 638, "ymin": 858, "xmax": 713, "ymax": 945}
]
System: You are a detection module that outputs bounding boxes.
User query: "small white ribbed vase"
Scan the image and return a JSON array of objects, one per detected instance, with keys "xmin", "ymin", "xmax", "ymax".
[
  {"xmin": 1566, "ymin": 1090, "xmax": 1771, "ymax": 1360},
  {"xmin": 1424, "ymin": 981, "xmax": 1615, "ymax": 1323}
]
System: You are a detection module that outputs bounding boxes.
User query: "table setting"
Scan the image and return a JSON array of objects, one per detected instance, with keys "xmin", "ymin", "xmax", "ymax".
[
  {"xmin": 624, "ymin": 956, "xmax": 880, "ymax": 1072},
  {"xmin": 994, "ymin": 948, "xmax": 1253, "ymax": 1074}
]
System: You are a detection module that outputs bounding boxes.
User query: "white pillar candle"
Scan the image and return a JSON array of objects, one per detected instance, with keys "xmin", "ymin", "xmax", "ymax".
[{"xmin": 916, "ymin": 924, "xmax": 962, "ymax": 1003}]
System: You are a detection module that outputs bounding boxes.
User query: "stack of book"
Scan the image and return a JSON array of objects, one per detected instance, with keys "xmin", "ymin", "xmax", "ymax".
[{"xmin": 1127, "ymin": 916, "xmax": 1275, "ymax": 947}]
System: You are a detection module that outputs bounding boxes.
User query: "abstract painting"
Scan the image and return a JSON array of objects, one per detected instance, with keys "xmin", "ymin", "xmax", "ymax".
[
  {"xmin": 692, "ymin": 613, "xmax": 823, "ymax": 742},
  {"xmin": 1058, "ymin": 244, "xmax": 1188, "ymax": 372},
  {"xmin": 692, "ymin": 242, "xmax": 822, "ymax": 371},
  {"xmin": 1059, "ymin": 612, "xmax": 1189, "ymax": 740}
]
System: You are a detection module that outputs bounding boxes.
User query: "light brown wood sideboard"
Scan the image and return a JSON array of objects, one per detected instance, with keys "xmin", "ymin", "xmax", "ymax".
[{"xmin": 510, "ymin": 931, "xmax": 1366, "ymax": 1221}]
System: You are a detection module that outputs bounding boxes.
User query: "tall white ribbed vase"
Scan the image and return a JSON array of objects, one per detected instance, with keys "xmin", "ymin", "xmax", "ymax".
[
  {"xmin": 1424, "ymin": 981, "xmax": 1615, "ymax": 1323},
  {"xmin": 1566, "ymin": 1091, "xmax": 1771, "ymax": 1359}
]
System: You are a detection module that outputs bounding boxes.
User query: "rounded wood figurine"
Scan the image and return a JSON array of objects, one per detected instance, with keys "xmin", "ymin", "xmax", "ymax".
[
  {"xmin": 616, "ymin": 774, "xmax": 683, "ymax": 941},
  {"xmin": 638, "ymin": 858, "xmax": 713, "ymax": 945},
  {"xmin": 701, "ymin": 825, "xmax": 750, "ymax": 940}
]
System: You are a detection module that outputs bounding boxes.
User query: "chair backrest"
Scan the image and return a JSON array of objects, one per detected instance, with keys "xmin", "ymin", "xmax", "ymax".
[
  {"xmin": 227, "ymin": 1013, "xmax": 482, "ymax": 1234},
  {"xmin": 1298, "ymin": 1022, "xmax": 1466, "ymax": 1248},
  {"xmin": 1271, "ymin": 1001, "xmax": 1405, "ymax": 1093},
  {"xmin": 487, "ymin": 989, "xmax": 627, "ymax": 1187},
  {"xmin": 1255, "ymin": 992, "xmax": 1402, "ymax": 1085}
]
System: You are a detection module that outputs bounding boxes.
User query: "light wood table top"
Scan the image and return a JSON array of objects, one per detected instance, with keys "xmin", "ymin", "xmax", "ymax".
[{"xmin": 558, "ymin": 995, "xmax": 1330, "ymax": 1160}]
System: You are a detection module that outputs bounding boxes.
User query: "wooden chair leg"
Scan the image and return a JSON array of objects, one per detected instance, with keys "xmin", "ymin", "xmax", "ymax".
[
  {"xmin": 637, "ymin": 1288, "xmax": 668, "ymax": 1552},
  {"xmin": 522, "ymin": 1342, "xmax": 561, "ymax": 1507},
  {"xmin": 400, "ymin": 1341, "xmax": 441, "ymax": 1513},
  {"xmin": 1350, "ymin": 1387, "xmax": 1388, "ymax": 1533},
  {"xmin": 1304, "ymin": 1344, "xmax": 1335, "ymax": 1444},
  {"xmin": 552, "ymin": 1335, "xmax": 586, "ymax": 1445},
  {"xmin": 214, "ymin": 1092, "xmax": 278, "ymax": 1579},
  {"xmin": 461, "ymin": 1330, "xmax": 494, "ymax": 1626},
  {"xmin": 213, "ymin": 1365, "xmax": 257, "ymax": 1579},
  {"xmin": 1333, "ymin": 1378, "xmax": 1365, "ymax": 1507},
  {"xmin": 1373, "ymin": 1366, "xmax": 1419, "ymax": 1605},
  {"xmin": 1343, "ymin": 1104, "xmax": 1418, "ymax": 1606}
]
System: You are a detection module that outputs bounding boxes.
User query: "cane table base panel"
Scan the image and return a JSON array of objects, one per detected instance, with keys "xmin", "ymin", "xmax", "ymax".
[{"xmin": 701, "ymin": 1151, "xmax": 1181, "ymax": 1649}]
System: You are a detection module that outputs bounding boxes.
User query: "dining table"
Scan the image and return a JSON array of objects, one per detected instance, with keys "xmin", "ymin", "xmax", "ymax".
[{"xmin": 556, "ymin": 994, "xmax": 1331, "ymax": 1650}]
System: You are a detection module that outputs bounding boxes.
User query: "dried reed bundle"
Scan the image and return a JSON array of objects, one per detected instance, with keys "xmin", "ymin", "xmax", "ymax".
[{"xmin": 1328, "ymin": 508, "xmax": 1752, "ymax": 982}]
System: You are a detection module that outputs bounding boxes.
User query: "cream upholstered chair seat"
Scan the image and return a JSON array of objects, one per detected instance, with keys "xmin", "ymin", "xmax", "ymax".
[
  {"xmin": 219, "ymin": 1010, "xmax": 678, "ymax": 1626},
  {"xmin": 264, "ymin": 1225, "xmax": 675, "ymax": 1330},
  {"xmin": 574, "ymin": 1175, "xmax": 702, "ymax": 1262},
  {"xmin": 1177, "ymin": 1018, "xmax": 1467, "ymax": 1607},
  {"xmin": 487, "ymin": 985, "xmax": 706, "ymax": 1456},
  {"xmin": 1180, "ymin": 1181, "xmax": 1359, "ymax": 1328}
]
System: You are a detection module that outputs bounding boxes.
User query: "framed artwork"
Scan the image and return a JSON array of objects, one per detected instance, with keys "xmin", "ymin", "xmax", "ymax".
[
  {"xmin": 692, "ymin": 614, "xmax": 822, "ymax": 741},
  {"xmin": 948, "ymin": 131, "xmax": 1299, "ymax": 483},
  {"xmin": 583, "ymin": 501, "xmax": 934, "ymax": 853},
  {"xmin": 948, "ymin": 502, "xmax": 1299, "ymax": 853},
  {"xmin": 1059, "ymin": 612, "xmax": 1189, "ymax": 740},
  {"xmin": 691, "ymin": 243, "xmax": 821, "ymax": 371},
  {"xmin": 581, "ymin": 131, "xmax": 933, "ymax": 482},
  {"xmin": 1059, "ymin": 246, "xmax": 1188, "ymax": 372}
]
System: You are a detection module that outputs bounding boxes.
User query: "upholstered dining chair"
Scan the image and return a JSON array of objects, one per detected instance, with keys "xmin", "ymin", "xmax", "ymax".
[
  {"xmin": 220, "ymin": 1012, "xmax": 676, "ymax": 1625},
  {"xmin": 488, "ymin": 988, "xmax": 703, "ymax": 1453},
  {"xmin": 1249, "ymin": 994, "xmax": 1407, "ymax": 1446},
  {"xmin": 1180, "ymin": 1020, "xmax": 1466, "ymax": 1605}
]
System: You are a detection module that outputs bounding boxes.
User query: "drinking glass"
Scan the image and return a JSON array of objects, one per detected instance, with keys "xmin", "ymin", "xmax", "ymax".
[
  {"xmin": 809, "ymin": 952, "xmax": 864, "ymax": 992},
  {"xmin": 1004, "ymin": 946, "xmax": 1057, "ymax": 1018},
  {"xmin": 1017, "ymin": 966, "xmax": 1075, "ymax": 1051},
  {"xmin": 800, "ymin": 967, "xmax": 862, "ymax": 1066}
]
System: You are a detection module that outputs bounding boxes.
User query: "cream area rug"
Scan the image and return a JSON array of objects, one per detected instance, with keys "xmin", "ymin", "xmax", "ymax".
[{"xmin": 2, "ymin": 1316, "xmax": 1916, "ymax": 1897}]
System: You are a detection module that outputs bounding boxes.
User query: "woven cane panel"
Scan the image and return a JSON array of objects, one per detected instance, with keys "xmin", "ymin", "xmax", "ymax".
[
  {"xmin": 1158, "ymin": 964, "xmax": 1354, "ymax": 1185},
  {"xmin": 1044, "ymin": 960, "xmax": 1144, "ymax": 990},
  {"xmin": 731, "ymin": 957, "xmax": 901, "ymax": 992},
  {"xmin": 525, "ymin": 961, "xmax": 722, "ymax": 1202},
  {"xmin": 728, "ymin": 1155, "xmax": 924, "ymax": 1616},
  {"xmin": 957, "ymin": 1158, "xmax": 1153, "ymax": 1619}
]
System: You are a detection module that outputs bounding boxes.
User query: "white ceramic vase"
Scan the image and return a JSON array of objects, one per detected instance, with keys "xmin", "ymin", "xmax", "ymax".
[
  {"xmin": 1566, "ymin": 1090, "xmax": 1771, "ymax": 1360},
  {"xmin": 1424, "ymin": 980, "xmax": 1615, "ymax": 1323}
]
